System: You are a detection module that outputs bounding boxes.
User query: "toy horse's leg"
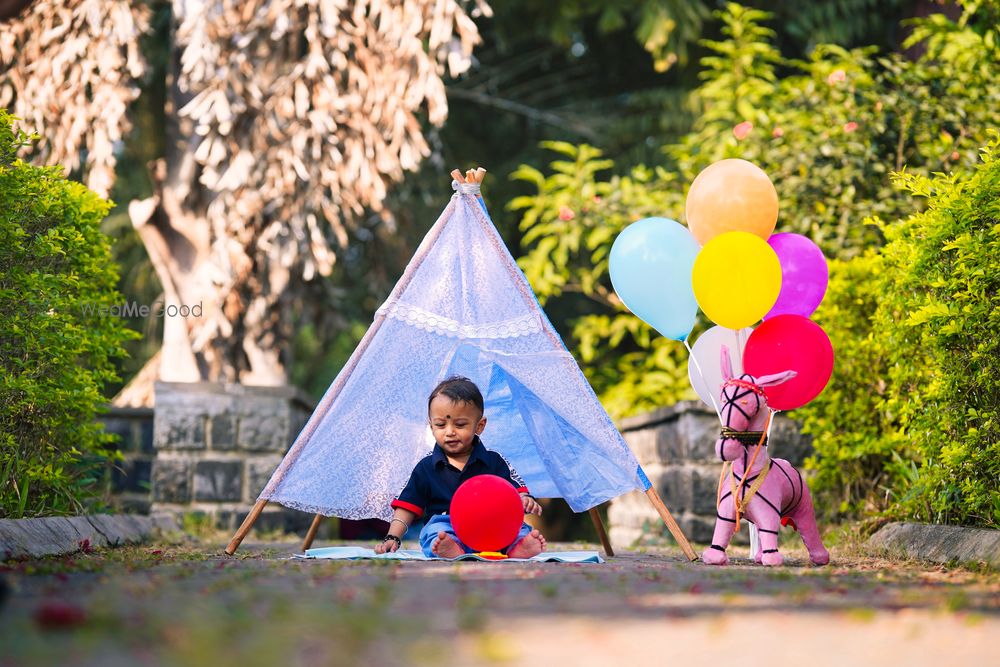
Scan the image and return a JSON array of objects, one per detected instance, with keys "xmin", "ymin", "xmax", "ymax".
[
  {"xmin": 702, "ymin": 497, "xmax": 737, "ymax": 566},
  {"xmin": 788, "ymin": 484, "xmax": 830, "ymax": 565},
  {"xmin": 753, "ymin": 510, "xmax": 783, "ymax": 566}
]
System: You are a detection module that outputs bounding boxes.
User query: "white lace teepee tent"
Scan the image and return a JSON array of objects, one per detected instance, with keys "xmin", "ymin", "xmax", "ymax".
[{"xmin": 225, "ymin": 169, "xmax": 694, "ymax": 559}]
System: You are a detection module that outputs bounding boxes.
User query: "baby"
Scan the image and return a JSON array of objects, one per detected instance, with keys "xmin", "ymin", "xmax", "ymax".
[{"xmin": 375, "ymin": 376, "xmax": 546, "ymax": 558}]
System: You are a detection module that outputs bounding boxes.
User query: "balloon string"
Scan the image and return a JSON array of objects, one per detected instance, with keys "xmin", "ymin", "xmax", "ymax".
[
  {"xmin": 766, "ymin": 408, "xmax": 778, "ymax": 440},
  {"xmin": 684, "ymin": 336, "xmax": 722, "ymax": 420},
  {"xmin": 736, "ymin": 327, "xmax": 746, "ymax": 373}
]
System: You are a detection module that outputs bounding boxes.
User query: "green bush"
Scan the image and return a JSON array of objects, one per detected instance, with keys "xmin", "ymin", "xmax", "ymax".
[
  {"xmin": 802, "ymin": 135, "xmax": 1000, "ymax": 529},
  {"xmin": 0, "ymin": 110, "xmax": 135, "ymax": 518},
  {"xmin": 796, "ymin": 251, "xmax": 918, "ymax": 520}
]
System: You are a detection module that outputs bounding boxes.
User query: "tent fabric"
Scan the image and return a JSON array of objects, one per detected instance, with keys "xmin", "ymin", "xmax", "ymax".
[{"xmin": 259, "ymin": 184, "xmax": 650, "ymax": 520}]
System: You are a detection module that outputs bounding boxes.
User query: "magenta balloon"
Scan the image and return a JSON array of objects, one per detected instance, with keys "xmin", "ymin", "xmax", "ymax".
[
  {"xmin": 764, "ymin": 233, "xmax": 828, "ymax": 319},
  {"xmin": 744, "ymin": 315, "xmax": 834, "ymax": 410}
]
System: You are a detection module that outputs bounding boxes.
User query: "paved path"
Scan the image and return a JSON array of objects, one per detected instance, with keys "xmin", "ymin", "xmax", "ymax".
[{"xmin": 1, "ymin": 539, "xmax": 996, "ymax": 666}]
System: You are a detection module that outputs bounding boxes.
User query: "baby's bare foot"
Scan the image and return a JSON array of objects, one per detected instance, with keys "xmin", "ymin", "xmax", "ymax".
[
  {"xmin": 431, "ymin": 531, "xmax": 464, "ymax": 559},
  {"xmin": 507, "ymin": 529, "xmax": 546, "ymax": 559}
]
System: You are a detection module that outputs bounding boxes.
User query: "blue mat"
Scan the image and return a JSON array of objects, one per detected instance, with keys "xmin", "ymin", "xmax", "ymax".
[{"xmin": 296, "ymin": 546, "xmax": 604, "ymax": 563}]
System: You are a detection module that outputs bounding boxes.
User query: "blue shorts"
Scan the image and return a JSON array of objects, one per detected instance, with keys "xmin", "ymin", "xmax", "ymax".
[{"xmin": 418, "ymin": 514, "xmax": 532, "ymax": 557}]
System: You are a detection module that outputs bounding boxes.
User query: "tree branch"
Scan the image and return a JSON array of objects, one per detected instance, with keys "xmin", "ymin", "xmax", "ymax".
[
  {"xmin": 447, "ymin": 87, "xmax": 601, "ymax": 142},
  {"xmin": 559, "ymin": 282, "xmax": 624, "ymax": 310}
]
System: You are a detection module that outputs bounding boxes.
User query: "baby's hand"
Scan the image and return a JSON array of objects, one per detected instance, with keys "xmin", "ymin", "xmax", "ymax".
[
  {"xmin": 521, "ymin": 494, "xmax": 542, "ymax": 516},
  {"xmin": 375, "ymin": 537, "xmax": 399, "ymax": 554}
]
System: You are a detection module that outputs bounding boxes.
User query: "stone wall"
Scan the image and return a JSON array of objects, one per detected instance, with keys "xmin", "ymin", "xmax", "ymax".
[
  {"xmin": 607, "ymin": 401, "xmax": 812, "ymax": 547},
  {"xmin": 101, "ymin": 406, "xmax": 155, "ymax": 513},
  {"xmin": 150, "ymin": 381, "xmax": 315, "ymax": 531}
]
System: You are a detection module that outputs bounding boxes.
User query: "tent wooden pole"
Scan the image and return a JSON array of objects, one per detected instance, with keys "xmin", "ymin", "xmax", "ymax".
[
  {"xmin": 301, "ymin": 514, "xmax": 325, "ymax": 552},
  {"xmin": 588, "ymin": 508, "xmax": 614, "ymax": 557},
  {"xmin": 225, "ymin": 499, "xmax": 268, "ymax": 555},
  {"xmin": 644, "ymin": 488, "xmax": 697, "ymax": 561}
]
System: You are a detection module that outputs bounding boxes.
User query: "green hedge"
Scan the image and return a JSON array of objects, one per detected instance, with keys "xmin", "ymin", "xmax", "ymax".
[
  {"xmin": 0, "ymin": 110, "xmax": 134, "ymax": 518},
  {"xmin": 801, "ymin": 134, "xmax": 1000, "ymax": 529}
]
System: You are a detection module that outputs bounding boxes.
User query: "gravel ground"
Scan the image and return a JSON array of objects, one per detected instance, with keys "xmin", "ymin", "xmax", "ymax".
[{"xmin": 0, "ymin": 537, "xmax": 996, "ymax": 667}]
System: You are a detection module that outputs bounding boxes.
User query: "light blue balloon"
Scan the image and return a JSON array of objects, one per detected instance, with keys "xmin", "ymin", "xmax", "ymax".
[{"xmin": 609, "ymin": 217, "xmax": 700, "ymax": 340}]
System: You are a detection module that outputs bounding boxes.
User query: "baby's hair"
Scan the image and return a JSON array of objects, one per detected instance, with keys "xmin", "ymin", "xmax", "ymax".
[{"xmin": 428, "ymin": 376, "xmax": 484, "ymax": 415}]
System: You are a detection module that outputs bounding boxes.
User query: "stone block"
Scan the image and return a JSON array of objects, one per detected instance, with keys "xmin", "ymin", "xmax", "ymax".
[
  {"xmin": 114, "ymin": 497, "xmax": 152, "ymax": 515},
  {"xmin": 674, "ymin": 412, "xmax": 720, "ymax": 462},
  {"xmin": 690, "ymin": 465, "xmax": 723, "ymax": 515},
  {"xmin": 153, "ymin": 407, "xmax": 207, "ymax": 450},
  {"xmin": 238, "ymin": 412, "xmax": 291, "ymax": 452},
  {"xmin": 210, "ymin": 413, "xmax": 237, "ymax": 450},
  {"xmin": 155, "ymin": 382, "xmax": 234, "ymax": 414},
  {"xmin": 653, "ymin": 422, "xmax": 683, "ymax": 462},
  {"xmin": 102, "ymin": 417, "xmax": 134, "ymax": 451},
  {"xmin": 0, "ymin": 519, "xmax": 59, "ymax": 559},
  {"xmin": 623, "ymin": 428, "xmax": 659, "ymax": 465},
  {"xmin": 680, "ymin": 514, "xmax": 717, "ymax": 544},
  {"xmin": 608, "ymin": 525, "xmax": 642, "ymax": 549},
  {"xmin": 150, "ymin": 513, "xmax": 181, "ymax": 532},
  {"xmin": 246, "ymin": 458, "xmax": 283, "ymax": 498},
  {"xmin": 64, "ymin": 516, "xmax": 112, "ymax": 549},
  {"xmin": 769, "ymin": 416, "xmax": 812, "ymax": 466},
  {"xmin": 152, "ymin": 459, "xmax": 192, "ymax": 503},
  {"xmin": 193, "ymin": 460, "xmax": 243, "ymax": 502},
  {"xmin": 869, "ymin": 522, "xmax": 1000, "ymax": 568},
  {"xmin": 87, "ymin": 514, "xmax": 145, "ymax": 545},
  {"xmin": 112, "ymin": 458, "xmax": 152, "ymax": 494},
  {"xmin": 656, "ymin": 467, "xmax": 694, "ymax": 513},
  {"xmin": 210, "ymin": 507, "xmax": 315, "ymax": 534},
  {"xmin": 1, "ymin": 514, "xmax": 176, "ymax": 560},
  {"xmin": 138, "ymin": 417, "xmax": 154, "ymax": 453},
  {"xmin": 256, "ymin": 509, "xmax": 322, "ymax": 534}
]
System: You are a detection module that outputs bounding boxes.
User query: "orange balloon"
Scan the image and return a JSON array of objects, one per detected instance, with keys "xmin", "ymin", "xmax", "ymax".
[{"xmin": 685, "ymin": 159, "xmax": 779, "ymax": 245}]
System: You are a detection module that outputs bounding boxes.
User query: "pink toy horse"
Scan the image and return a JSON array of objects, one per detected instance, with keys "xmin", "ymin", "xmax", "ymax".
[{"xmin": 702, "ymin": 346, "xmax": 830, "ymax": 567}]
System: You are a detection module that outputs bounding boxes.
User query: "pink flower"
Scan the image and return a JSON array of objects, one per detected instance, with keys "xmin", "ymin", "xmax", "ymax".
[
  {"xmin": 827, "ymin": 69, "xmax": 846, "ymax": 85},
  {"xmin": 558, "ymin": 205, "xmax": 575, "ymax": 221},
  {"xmin": 951, "ymin": 151, "xmax": 960, "ymax": 160},
  {"xmin": 772, "ymin": 127, "xmax": 784, "ymax": 138},
  {"xmin": 843, "ymin": 121, "xmax": 859, "ymax": 133},
  {"xmin": 733, "ymin": 121, "xmax": 753, "ymax": 140}
]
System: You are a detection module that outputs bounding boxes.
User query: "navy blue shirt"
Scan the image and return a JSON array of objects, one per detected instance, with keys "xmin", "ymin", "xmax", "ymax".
[{"xmin": 391, "ymin": 437, "xmax": 529, "ymax": 520}]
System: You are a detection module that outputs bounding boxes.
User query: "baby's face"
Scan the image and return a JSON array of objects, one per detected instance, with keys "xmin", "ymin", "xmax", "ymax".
[{"xmin": 428, "ymin": 395, "xmax": 485, "ymax": 458}]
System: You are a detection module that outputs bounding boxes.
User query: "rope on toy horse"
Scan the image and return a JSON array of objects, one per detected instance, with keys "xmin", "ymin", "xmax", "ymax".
[{"xmin": 716, "ymin": 410, "xmax": 773, "ymax": 531}]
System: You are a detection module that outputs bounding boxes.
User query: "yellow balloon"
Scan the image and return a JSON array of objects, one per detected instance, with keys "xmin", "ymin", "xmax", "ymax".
[
  {"xmin": 685, "ymin": 159, "xmax": 779, "ymax": 245},
  {"xmin": 692, "ymin": 232, "xmax": 782, "ymax": 329}
]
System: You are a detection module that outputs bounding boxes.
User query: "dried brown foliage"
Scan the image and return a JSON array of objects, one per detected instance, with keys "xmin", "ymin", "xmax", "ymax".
[{"xmin": 1, "ymin": 0, "xmax": 488, "ymax": 390}]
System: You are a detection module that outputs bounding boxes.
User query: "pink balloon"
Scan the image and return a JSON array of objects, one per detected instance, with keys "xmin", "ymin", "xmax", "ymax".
[
  {"xmin": 744, "ymin": 315, "xmax": 834, "ymax": 410},
  {"xmin": 764, "ymin": 233, "xmax": 828, "ymax": 319}
]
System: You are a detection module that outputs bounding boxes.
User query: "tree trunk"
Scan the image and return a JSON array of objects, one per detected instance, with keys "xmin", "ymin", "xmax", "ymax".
[{"xmin": 126, "ymin": 27, "xmax": 289, "ymax": 387}]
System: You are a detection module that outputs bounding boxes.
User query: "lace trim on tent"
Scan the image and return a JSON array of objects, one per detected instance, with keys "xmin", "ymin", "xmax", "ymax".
[
  {"xmin": 262, "ymin": 495, "xmax": 394, "ymax": 521},
  {"xmin": 376, "ymin": 298, "xmax": 543, "ymax": 339}
]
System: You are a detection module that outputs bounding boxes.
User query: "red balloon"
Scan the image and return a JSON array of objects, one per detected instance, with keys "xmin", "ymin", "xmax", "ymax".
[
  {"xmin": 450, "ymin": 475, "xmax": 525, "ymax": 552},
  {"xmin": 744, "ymin": 314, "xmax": 834, "ymax": 411}
]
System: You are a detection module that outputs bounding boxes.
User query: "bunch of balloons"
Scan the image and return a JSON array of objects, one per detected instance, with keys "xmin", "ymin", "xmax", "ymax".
[{"xmin": 609, "ymin": 158, "xmax": 833, "ymax": 411}]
